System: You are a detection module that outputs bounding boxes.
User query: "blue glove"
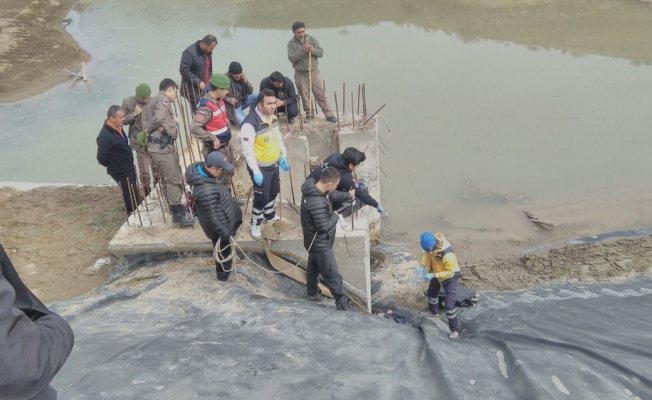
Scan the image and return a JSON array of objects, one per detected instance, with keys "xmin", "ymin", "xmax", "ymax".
[
  {"xmin": 416, "ymin": 266, "xmax": 424, "ymax": 276},
  {"xmin": 253, "ymin": 173, "xmax": 263, "ymax": 186},
  {"xmin": 279, "ymin": 156, "xmax": 289, "ymax": 172},
  {"xmin": 377, "ymin": 206, "xmax": 384, "ymax": 214},
  {"xmin": 423, "ymin": 273, "xmax": 434, "ymax": 281}
]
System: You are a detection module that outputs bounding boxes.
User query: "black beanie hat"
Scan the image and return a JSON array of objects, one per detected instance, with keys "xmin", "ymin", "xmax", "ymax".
[
  {"xmin": 228, "ymin": 61, "xmax": 242, "ymax": 74},
  {"xmin": 292, "ymin": 21, "xmax": 305, "ymax": 31}
]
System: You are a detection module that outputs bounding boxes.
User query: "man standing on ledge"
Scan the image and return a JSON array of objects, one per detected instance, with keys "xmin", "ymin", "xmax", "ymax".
[
  {"xmin": 300, "ymin": 167, "xmax": 354, "ymax": 310},
  {"xmin": 240, "ymin": 89, "xmax": 289, "ymax": 240},
  {"xmin": 122, "ymin": 83, "xmax": 155, "ymax": 196},
  {"xmin": 97, "ymin": 105, "xmax": 140, "ymax": 214},
  {"xmin": 287, "ymin": 21, "xmax": 337, "ymax": 123},
  {"xmin": 146, "ymin": 79, "xmax": 195, "ymax": 226},
  {"xmin": 180, "ymin": 34, "xmax": 217, "ymax": 112}
]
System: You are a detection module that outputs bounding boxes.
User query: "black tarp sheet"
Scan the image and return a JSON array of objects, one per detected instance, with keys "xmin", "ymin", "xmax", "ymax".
[{"xmin": 49, "ymin": 257, "xmax": 652, "ymax": 400}]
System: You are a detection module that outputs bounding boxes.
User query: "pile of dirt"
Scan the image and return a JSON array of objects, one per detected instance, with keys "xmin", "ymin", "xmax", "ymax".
[
  {"xmin": 0, "ymin": 185, "xmax": 125, "ymax": 302},
  {"xmin": 0, "ymin": 0, "xmax": 88, "ymax": 102}
]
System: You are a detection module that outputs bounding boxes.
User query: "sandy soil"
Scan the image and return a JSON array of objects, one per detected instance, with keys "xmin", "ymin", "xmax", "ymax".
[
  {"xmin": 0, "ymin": 0, "xmax": 89, "ymax": 103},
  {"xmin": 0, "ymin": 186, "xmax": 125, "ymax": 302}
]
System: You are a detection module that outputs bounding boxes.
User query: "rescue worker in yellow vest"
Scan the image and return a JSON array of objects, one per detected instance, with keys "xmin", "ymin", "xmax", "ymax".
[
  {"xmin": 240, "ymin": 89, "xmax": 289, "ymax": 240},
  {"xmin": 417, "ymin": 232, "xmax": 461, "ymax": 340},
  {"xmin": 146, "ymin": 78, "xmax": 195, "ymax": 226},
  {"xmin": 190, "ymin": 74, "xmax": 244, "ymax": 206}
]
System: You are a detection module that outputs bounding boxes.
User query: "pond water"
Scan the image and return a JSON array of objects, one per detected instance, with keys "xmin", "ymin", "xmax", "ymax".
[{"xmin": 1, "ymin": 0, "xmax": 651, "ymax": 241}]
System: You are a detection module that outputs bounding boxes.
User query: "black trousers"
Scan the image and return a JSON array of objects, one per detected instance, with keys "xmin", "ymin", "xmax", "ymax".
[
  {"xmin": 307, "ymin": 248, "xmax": 350, "ymax": 310},
  {"xmin": 110, "ymin": 168, "xmax": 141, "ymax": 214},
  {"xmin": 277, "ymin": 102, "xmax": 299, "ymax": 120},
  {"xmin": 247, "ymin": 164, "xmax": 280, "ymax": 226},
  {"xmin": 209, "ymin": 207, "xmax": 243, "ymax": 281},
  {"xmin": 427, "ymin": 272, "xmax": 460, "ymax": 332}
]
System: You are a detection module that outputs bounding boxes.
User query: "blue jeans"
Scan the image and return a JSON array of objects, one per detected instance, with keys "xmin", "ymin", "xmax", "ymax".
[{"xmin": 235, "ymin": 93, "xmax": 259, "ymax": 126}]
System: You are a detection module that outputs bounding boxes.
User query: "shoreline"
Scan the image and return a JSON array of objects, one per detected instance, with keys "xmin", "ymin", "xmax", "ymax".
[{"xmin": 0, "ymin": 0, "xmax": 90, "ymax": 103}]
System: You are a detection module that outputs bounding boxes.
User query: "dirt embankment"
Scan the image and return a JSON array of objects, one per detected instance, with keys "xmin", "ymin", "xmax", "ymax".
[
  {"xmin": 0, "ymin": 0, "xmax": 88, "ymax": 103},
  {"xmin": 0, "ymin": 186, "xmax": 124, "ymax": 302}
]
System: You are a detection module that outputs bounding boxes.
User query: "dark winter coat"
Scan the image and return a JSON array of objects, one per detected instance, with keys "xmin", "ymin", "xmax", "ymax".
[
  {"xmin": 186, "ymin": 162, "xmax": 236, "ymax": 240},
  {"xmin": 308, "ymin": 153, "xmax": 379, "ymax": 209},
  {"xmin": 0, "ymin": 244, "xmax": 74, "ymax": 400},
  {"xmin": 179, "ymin": 41, "xmax": 213, "ymax": 103},
  {"xmin": 96, "ymin": 123, "xmax": 134, "ymax": 175},
  {"xmin": 300, "ymin": 178, "xmax": 351, "ymax": 252},
  {"xmin": 259, "ymin": 76, "xmax": 297, "ymax": 106}
]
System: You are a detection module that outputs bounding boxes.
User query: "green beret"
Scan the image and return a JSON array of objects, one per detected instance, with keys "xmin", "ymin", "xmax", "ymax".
[
  {"xmin": 135, "ymin": 83, "xmax": 151, "ymax": 98},
  {"xmin": 209, "ymin": 74, "xmax": 230, "ymax": 89},
  {"xmin": 136, "ymin": 131, "xmax": 147, "ymax": 148}
]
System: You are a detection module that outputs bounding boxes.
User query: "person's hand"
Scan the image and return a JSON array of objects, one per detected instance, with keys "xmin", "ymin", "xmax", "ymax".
[
  {"xmin": 308, "ymin": 45, "xmax": 314, "ymax": 52},
  {"xmin": 199, "ymin": 82, "xmax": 206, "ymax": 91},
  {"xmin": 423, "ymin": 273, "xmax": 434, "ymax": 281},
  {"xmin": 377, "ymin": 206, "xmax": 384, "ymax": 214},
  {"xmin": 279, "ymin": 156, "xmax": 289, "ymax": 171},
  {"xmin": 253, "ymin": 173, "xmax": 263, "ymax": 186},
  {"xmin": 275, "ymin": 99, "xmax": 284, "ymax": 108},
  {"xmin": 302, "ymin": 43, "xmax": 311, "ymax": 52},
  {"xmin": 416, "ymin": 266, "xmax": 425, "ymax": 276},
  {"xmin": 348, "ymin": 188, "xmax": 356, "ymax": 199},
  {"xmin": 213, "ymin": 139, "xmax": 221, "ymax": 150},
  {"xmin": 134, "ymin": 105, "xmax": 142, "ymax": 117},
  {"xmin": 227, "ymin": 98, "xmax": 237, "ymax": 106},
  {"xmin": 240, "ymin": 72, "xmax": 247, "ymax": 82}
]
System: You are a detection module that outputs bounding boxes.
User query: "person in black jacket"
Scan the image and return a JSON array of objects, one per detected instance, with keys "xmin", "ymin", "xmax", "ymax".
[
  {"xmin": 96, "ymin": 105, "xmax": 141, "ymax": 214},
  {"xmin": 259, "ymin": 71, "xmax": 298, "ymax": 124},
  {"xmin": 300, "ymin": 167, "xmax": 355, "ymax": 310},
  {"xmin": 0, "ymin": 243, "xmax": 74, "ymax": 400},
  {"xmin": 186, "ymin": 152, "xmax": 243, "ymax": 281},
  {"xmin": 308, "ymin": 147, "xmax": 383, "ymax": 218},
  {"xmin": 180, "ymin": 35, "xmax": 217, "ymax": 112}
]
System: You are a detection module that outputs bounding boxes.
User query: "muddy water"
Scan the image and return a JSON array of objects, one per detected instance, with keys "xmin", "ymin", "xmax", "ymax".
[{"xmin": 1, "ymin": 0, "xmax": 651, "ymax": 249}]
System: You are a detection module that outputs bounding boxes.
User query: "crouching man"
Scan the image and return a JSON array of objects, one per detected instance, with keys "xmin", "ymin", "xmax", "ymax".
[
  {"xmin": 186, "ymin": 152, "xmax": 243, "ymax": 281},
  {"xmin": 301, "ymin": 167, "xmax": 355, "ymax": 310},
  {"xmin": 418, "ymin": 232, "xmax": 461, "ymax": 340}
]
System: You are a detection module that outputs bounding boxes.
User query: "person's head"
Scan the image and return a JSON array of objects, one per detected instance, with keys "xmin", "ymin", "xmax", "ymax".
[
  {"xmin": 208, "ymin": 74, "xmax": 230, "ymax": 99},
  {"xmin": 135, "ymin": 83, "xmax": 151, "ymax": 103},
  {"xmin": 315, "ymin": 167, "xmax": 341, "ymax": 194},
  {"xmin": 229, "ymin": 62, "xmax": 243, "ymax": 80},
  {"xmin": 107, "ymin": 105, "xmax": 125, "ymax": 126},
  {"xmin": 342, "ymin": 147, "xmax": 366, "ymax": 171},
  {"xmin": 257, "ymin": 89, "xmax": 277, "ymax": 116},
  {"xmin": 199, "ymin": 35, "xmax": 218, "ymax": 54},
  {"xmin": 292, "ymin": 21, "xmax": 306, "ymax": 41},
  {"xmin": 159, "ymin": 79, "xmax": 178, "ymax": 101},
  {"xmin": 270, "ymin": 71, "xmax": 285, "ymax": 89},
  {"xmin": 420, "ymin": 232, "xmax": 438, "ymax": 252},
  {"xmin": 204, "ymin": 151, "xmax": 233, "ymax": 178}
]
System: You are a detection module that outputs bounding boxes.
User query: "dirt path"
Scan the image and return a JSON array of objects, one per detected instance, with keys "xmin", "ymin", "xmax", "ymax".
[
  {"xmin": 0, "ymin": 0, "xmax": 88, "ymax": 103},
  {"xmin": 0, "ymin": 186, "xmax": 124, "ymax": 302}
]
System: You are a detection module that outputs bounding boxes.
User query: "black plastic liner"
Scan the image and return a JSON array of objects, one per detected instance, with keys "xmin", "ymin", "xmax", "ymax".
[{"xmin": 49, "ymin": 257, "xmax": 652, "ymax": 400}]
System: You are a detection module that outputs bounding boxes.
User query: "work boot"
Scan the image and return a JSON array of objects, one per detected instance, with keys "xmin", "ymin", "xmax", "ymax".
[
  {"xmin": 289, "ymin": 118, "xmax": 295, "ymax": 125},
  {"xmin": 305, "ymin": 115, "xmax": 314, "ymax": 122},
  {"xmin": 308, "ymin": 293, "xmax": 327, "ymax": 302},
  {"xmin": 218, "ymin": 272, "xmax": 237, "ymax": 282},
  {"xmin": 448, "ymin": 331, "xmax": 460, "ymax": 340},
  {"xmin": 171, "ymin": 204, "xmax": 195, "ymax": 226},
  {"xmin": 251, "ymin": 223, "xmax": 262, "ymax": 240},
  {"xmin": 326, "ymin": 116, "xmax": 337, "ymax": 123}
]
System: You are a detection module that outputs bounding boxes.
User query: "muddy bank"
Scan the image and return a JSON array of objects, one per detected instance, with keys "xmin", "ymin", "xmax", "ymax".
[
  {"xmin": 0, "ymin": 185, "xmax": 124, "ymax": 301},
  {"xmin": 0, "ymin": 0, "xmax": 89, "ymax": 103}
]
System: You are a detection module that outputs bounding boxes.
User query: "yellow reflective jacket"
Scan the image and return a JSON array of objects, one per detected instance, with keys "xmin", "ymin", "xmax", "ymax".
[{"xmin": 420, "ymin": 233, "xmax": 460, "ymax": 281}]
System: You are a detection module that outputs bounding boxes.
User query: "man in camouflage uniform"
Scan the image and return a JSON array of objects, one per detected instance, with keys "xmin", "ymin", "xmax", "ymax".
[{"xmin": 122, "ymin": 83, "xmax": 156, "ymax": 196}]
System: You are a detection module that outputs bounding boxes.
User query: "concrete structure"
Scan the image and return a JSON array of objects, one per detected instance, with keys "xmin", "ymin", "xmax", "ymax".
[{"xmin": 110, "ymin": 110, "xmax": 381, "ymax": 312}]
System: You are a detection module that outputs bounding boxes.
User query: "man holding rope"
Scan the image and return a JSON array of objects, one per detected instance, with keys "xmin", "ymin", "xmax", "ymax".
[
  {"xmin": 301, "ymin": 167, "xmax": 354, "ymax": 310},
  {"xmin": 186, "ymin": 152, "xmax": 243, "ymax": 282}
]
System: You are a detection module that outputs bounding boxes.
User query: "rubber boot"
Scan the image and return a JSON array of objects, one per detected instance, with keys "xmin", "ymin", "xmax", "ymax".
[{"xmin": 171, "ymin": 204, "xmax": 195, "ymax": 226}]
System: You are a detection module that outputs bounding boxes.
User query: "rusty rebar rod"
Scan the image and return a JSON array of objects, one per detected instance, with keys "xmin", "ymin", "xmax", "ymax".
[
  {"xmin": 351, "ymin": 92, "xmax": 355, "ymax": 131},
  {"xmin": 357, "ymin": 84, "xmax": 361, "ymax": 115},
  {"xmin": 288, "ymin": 166, "xmax": 296, "ymax": 205},
  {"xmin": 127, "ymin": 177, "xmax": 143, "ymax": 227},
  {"xmin": 362, "ymin": 84, "xmax": 367, "ymax": 116},
  {"xmin": 172, "ymin": 101, "xmax": 188, "ymax": 170},
  {"xmin": 342, "ymin": 83, "xmax": 345, "ymax": 116},
  {"xmin": 362, "ymin": 104, "xmax": 386, "ymax": 126},
  {"xmin": 334, "ymin": 92, "xmax": 340, "ymax": 131},
  {"xmin": 177, "ymin": 86, "xmax": 195, "ymax": 164},
  {"xmin": 243, "ymin": 186, "xmax": 253, "ymax": 217},
  {"xmin": 120, "ymin": 178, "xmax": 130, "ymax": 226}
]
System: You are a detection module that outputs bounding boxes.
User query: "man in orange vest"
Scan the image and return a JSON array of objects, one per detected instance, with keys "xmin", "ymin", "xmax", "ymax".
[{"xmin": 190, "ymin": 74, "xmax": 243, "ymax": 205}]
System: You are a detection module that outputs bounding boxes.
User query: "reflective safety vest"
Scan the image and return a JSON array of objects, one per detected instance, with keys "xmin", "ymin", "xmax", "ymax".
[
  {"xmin": 198, "ymin": 97, "xmax": 231, "ymax": 143},
  {"xmin": 242, "ymin": 111, "xmax": 281, "ymax": 166}
]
